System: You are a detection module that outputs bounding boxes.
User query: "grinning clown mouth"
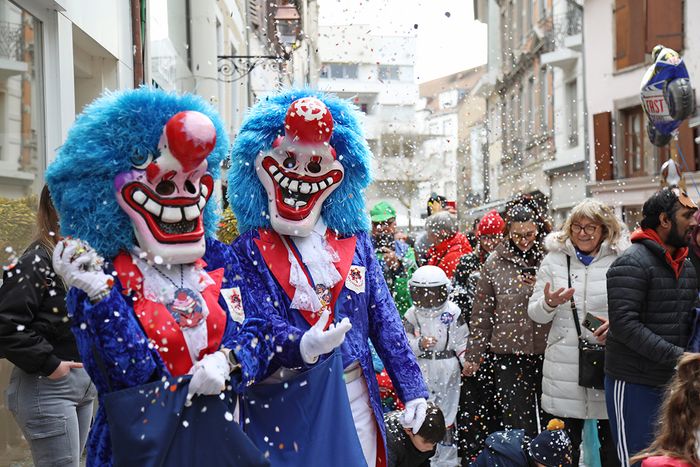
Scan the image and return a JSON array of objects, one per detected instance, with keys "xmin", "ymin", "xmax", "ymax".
[
  {"xmin": 121, "ymin": 174, "xmax": 213, "ymax": 243},
  {"xmin": 261, "ymin": 156, "xmax": 343, "ymax": 221}
]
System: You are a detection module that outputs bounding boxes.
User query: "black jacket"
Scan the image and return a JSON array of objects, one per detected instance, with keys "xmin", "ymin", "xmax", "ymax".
[
  {"xmin": 605, "ymin": 238, "xmax": 697, "ymax": 387},
  {"xmin": 385, "ymin": 411, "xmax": 435, "ymax": 467},
  {"xmin": 0, "ymin": 242, "xmax": 80, "ymax": 375}
]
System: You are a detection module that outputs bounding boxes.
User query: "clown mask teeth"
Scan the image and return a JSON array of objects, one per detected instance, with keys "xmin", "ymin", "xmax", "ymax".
[
  {"xmin": 114, "ymin": 110, "xmax": 218, "ymax": 263},
  {"xmin": 255, "ymin": 97, "xmax": 345, "ymax": 236}
]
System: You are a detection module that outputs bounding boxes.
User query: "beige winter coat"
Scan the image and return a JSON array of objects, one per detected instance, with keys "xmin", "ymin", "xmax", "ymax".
[
  {"xmin": 466, "ymin": 241, "xmax": 550, "ymax": 362},
  {"xmin": 528, "ymin": 234, "xmax": 627, "ymax": 420}
]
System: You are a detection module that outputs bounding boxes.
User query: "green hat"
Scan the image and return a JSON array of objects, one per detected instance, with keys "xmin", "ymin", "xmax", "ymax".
[{"xmin": 370, "ymin": 201, "xmax": 396, "ymax": 223}]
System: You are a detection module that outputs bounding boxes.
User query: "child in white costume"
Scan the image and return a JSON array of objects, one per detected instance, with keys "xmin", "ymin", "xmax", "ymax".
[{"xmin": 403, "ymin": 265, "xmax": 469, "ymax": 467}]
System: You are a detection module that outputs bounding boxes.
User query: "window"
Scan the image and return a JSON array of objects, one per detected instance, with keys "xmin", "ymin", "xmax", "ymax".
[
  {"xmin": 489, "ymin": 105, "xmax": 501, "ymax": 143},
  {"xmin": 501, "ymin": 96, "xmax": 509, "ymax": 154},
  {"xmin": 538, "ymin": 0, "xmax": 547, "ymax": 21},
  {"xmin": 566, "ymin": 79, "xmax": 578, "ymax": 147},
  {"xmin": 149, "ymin": 0, "xmax": 192, "ymax": 90},
  {"xmin": 326, "ymin": 63, "xmax": 358, "ymax": 79},
  {"xmin": 514, "ymin": 0, "xmax": 522, "ymax": 47},
  {"xmin": 501, "ymin": 3, "xmax": 511, "ymax": 67},
  {"xmin": 0, "ymin": 2, "xmax": 45, "ymax": 254},
  {"xmin": 525, "ymin": 74, "xmax": 535, "ymax": 141},
  {"xmin": 614, "ymin": 0, "xmax": 682, "ymax": 71},
  {"xmin": 0, "ymin": 2, "xmax": 43, "ymax": 457},
  {"xmin": 539, "ymin": 67, "xmax": 550, "ymax": 134},
  {"xmin": 378, "ymin": 65, "xmax": 400, "ymax": 81},
  {"xmin": 443, "ymin": 119, "xmax": 454, "ymax": 136},
  {"xmin": 525, "ymin": 0, "xmax": 532, "ymax": 37},
  {"xmin": 438, "ymin": 89, "xmax": 458, "ymax": 109},
  {"xmin": 620, "ymin": 106, "xmax": 656, "ymax": 178}
]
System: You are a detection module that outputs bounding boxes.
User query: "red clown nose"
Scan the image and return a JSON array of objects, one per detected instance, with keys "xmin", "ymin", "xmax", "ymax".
[
  {"xmin": 284, "ymin": 97, "xmax": 334, "ymax": 145},
  {"xmin": 164, "ymin": 111, "xmax": 217, "ymax": 172}
]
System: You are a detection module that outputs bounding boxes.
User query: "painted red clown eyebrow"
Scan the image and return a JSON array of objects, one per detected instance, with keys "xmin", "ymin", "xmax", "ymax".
[{"xmin": 163, "ymin": 170, "xmax": 177, "ymax": 181}]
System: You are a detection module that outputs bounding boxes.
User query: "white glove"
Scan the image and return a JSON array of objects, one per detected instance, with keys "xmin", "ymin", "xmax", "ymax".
[
  {"xmin": 299, "ymin": 308, "xmax": 352, "ymax": 364},
  {"xmin": 400, "ymin": 398, "xmax": 428, "ymax": 434},
  {"xmin": 52, "ymin": 239, "xmax": 112, "ymax": 301},
  {"xmin": 187, "ymin": 351, "xmax": 230, "ymax": 398}
]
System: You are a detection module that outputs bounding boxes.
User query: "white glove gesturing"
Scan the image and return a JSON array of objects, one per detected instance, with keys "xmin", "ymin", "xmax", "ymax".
[
  {"xmin": 299, "ymin": 308, "xmax": 352, "ymax": 364},
  {"xmin": 52, "ymin": 239, "xmax": 112, "ymax": 302},
  {"xmin": 187, "ymin": 351, "xmax": 230, "ymax": 399},
  {"xmin": 400, "ymin": 398, "xmax": 428, "ymax": 434}
]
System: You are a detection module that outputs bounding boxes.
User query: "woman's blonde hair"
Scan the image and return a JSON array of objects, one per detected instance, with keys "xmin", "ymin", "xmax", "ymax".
[
  {"xmin": 630, "ymin": 353, "xmax": 700, "ymax": 465},
  {"xmin": 557, "ymin": 199, "xmax": 622, "ymax": 247}
]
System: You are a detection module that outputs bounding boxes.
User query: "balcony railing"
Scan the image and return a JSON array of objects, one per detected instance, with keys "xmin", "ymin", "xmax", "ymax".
[
  {"xmin": 542, "ymin": 3, "xmax": 582, "ymax": 51},
  {"xmin": 0, "ymin": 21, "xmax": 22, "ymax": 61}
]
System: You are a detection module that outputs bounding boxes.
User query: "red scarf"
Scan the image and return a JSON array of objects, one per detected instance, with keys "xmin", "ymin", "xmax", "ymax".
[
  {"xmin": 630, "ymin": 228, "xmax": 688, "ymax": 278},
  {"xmin": 113, "ymin": 253, "xmax": 227, "ymax": 376}
]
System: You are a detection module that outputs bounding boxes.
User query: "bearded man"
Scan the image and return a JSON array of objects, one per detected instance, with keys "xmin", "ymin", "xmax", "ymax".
[{"xmin": 605, "ymin": 187, "xmax": 698, "ymax": 466}]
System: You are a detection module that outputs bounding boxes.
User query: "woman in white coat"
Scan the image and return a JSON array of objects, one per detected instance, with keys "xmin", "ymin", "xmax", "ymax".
[{"xmin": 528, "ymin": 199, "xmax": 626, "ymax": 467}]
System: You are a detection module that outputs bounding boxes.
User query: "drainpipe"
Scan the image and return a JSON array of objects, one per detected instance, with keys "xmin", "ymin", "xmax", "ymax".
[{"xmin": 131, "ymin": 0, "xmax": 144, "ymax": 86}]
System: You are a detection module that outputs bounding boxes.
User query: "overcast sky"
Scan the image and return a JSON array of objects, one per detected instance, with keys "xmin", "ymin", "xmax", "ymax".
[{"xmin": 318, "ymin": 0, "xmax": 487, "ymax": 83}]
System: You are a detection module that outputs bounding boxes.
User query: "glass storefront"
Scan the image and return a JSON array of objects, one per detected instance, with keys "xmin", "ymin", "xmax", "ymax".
[{"xmin": 0, "ymin": 1, "xmax": 43, "ymax": 463}]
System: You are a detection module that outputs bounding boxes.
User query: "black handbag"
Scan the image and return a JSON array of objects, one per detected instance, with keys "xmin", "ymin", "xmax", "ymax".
[{"xmin": 567, "ymin": 256, "xmax": 605, "ymax": 390}]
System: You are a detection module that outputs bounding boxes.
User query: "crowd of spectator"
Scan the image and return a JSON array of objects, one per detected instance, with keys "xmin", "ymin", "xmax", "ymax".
[{"xmin": 376, "ymin": 187, "xmax": 700, "ymax": 467}]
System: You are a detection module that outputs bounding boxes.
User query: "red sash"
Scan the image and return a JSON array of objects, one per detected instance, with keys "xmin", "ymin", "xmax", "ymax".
[
  {"xmin": 112, "ymin": 252, "xmax": 227, "ymax": 376},
  {"xmin": 253, "ymin": 228, "xmax": 356, "ymax": 327}
]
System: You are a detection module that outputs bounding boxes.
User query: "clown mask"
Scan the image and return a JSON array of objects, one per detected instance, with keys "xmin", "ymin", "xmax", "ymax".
[
  {"xmin": 115, "ymin": 111, "xmax": 216, "ymax": 264},
  {"xmin": 256, "ymin": 97, "xmax": 344, "ymax": 237}
]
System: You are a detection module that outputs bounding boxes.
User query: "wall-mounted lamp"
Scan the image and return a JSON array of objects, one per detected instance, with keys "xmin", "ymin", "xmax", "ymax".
[{"xmin": 217, "ymin": 1, "xmax": 302, "ymax": 82}]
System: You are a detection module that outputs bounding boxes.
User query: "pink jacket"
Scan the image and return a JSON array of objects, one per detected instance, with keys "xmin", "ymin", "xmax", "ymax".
[{"xmin": 641, "ymin": 456, "xmax": 693, "ymax": 467}]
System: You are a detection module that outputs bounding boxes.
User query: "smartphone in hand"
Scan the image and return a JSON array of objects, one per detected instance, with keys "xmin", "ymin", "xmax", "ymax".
[
  {"xmin": 582, "ymin": 312, "xmax": 605, "ymax": 333},
  {"xmin": 520, "ymin": 267, "xmax": 537, "ymax": 276}
]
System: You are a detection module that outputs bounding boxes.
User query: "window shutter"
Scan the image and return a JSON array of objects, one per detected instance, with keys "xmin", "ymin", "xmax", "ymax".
[
  {"xmin": 646, "ymin": 0, "xmax": 683, "ymax": 52},
  {"xmin": 594, "ymin": 111, "xmax": 614, "ymax": 181},
  {"xmin": 678, "ymin": 119, "xmax": 696, "ymax": 173},
  {"xmin": 614, "ymin": 0, "xmax": 645, "ymax": 70},
  {"xmin": 248, "ymin": 0, "xmax": 261, "ymax": 30}
]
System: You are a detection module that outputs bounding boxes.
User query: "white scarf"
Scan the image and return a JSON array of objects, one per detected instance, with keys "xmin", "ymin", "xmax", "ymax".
[{"xmin": 284, "ymin": 217, "xmax": 342, "ymax": 312}]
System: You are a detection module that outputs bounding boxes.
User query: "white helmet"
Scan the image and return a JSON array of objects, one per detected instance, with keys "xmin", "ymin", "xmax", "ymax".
[{"xmin": 409, "ymin": 265, "xmax": 450, "ymax": 288}]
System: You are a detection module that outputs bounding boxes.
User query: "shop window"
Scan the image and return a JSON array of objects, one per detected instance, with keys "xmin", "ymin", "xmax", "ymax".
[
  {"xmin": 0, "ymin": 2, "xmax": 44, "ymax": 463},
  {"xmin": 0, "ymin": 1, "xmax": 43, "ymax": 201}
]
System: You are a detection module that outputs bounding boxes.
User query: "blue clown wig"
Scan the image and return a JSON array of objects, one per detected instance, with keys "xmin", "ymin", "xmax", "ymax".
[
  {"xmin": 228, "ymin": 88, "xmax": 372, "ymax": 235},
  {"xmin": 46, "ymin": 87, "xmax": 229, "ymax": 259}
]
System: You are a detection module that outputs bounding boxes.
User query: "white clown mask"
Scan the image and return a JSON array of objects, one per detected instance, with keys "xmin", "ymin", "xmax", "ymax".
[
  {"xmin": 114, "ymin": 111, "xmax": 217, "ymax": 264},
  {"xmin": 256, "ymin": 97, "xmax": 344, "ymax": 237}
]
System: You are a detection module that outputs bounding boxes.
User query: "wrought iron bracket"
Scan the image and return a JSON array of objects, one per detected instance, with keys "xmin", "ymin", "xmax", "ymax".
[{"xmin": 217, "ymin": 55, "xmax": 283, "ymax": 83}]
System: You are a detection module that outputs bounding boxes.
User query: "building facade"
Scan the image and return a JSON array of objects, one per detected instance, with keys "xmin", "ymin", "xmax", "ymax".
[
  {"xmin": 317, "ymin": 1, "xmax": 421, "ymax": 228},
  {"xmin": 585, "ymin": 0, "xmax": 700, "ymax": 228},
  {"xmin": 418, "ymin": 67, "xmax": 486, "ymax": 228},
  {"xmin": 473, "ymin": 0, "xmax": 588, "ymax": 226}
]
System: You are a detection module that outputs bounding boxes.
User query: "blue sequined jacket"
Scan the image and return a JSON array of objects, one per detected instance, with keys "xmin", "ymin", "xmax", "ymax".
[
  {"xmin": 233, "ymin": 229, "xmax": 428, "ymax": 451},
  {"xmin": 67, "ymin": 238, "xmax": 272, "ymax": 467}
]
